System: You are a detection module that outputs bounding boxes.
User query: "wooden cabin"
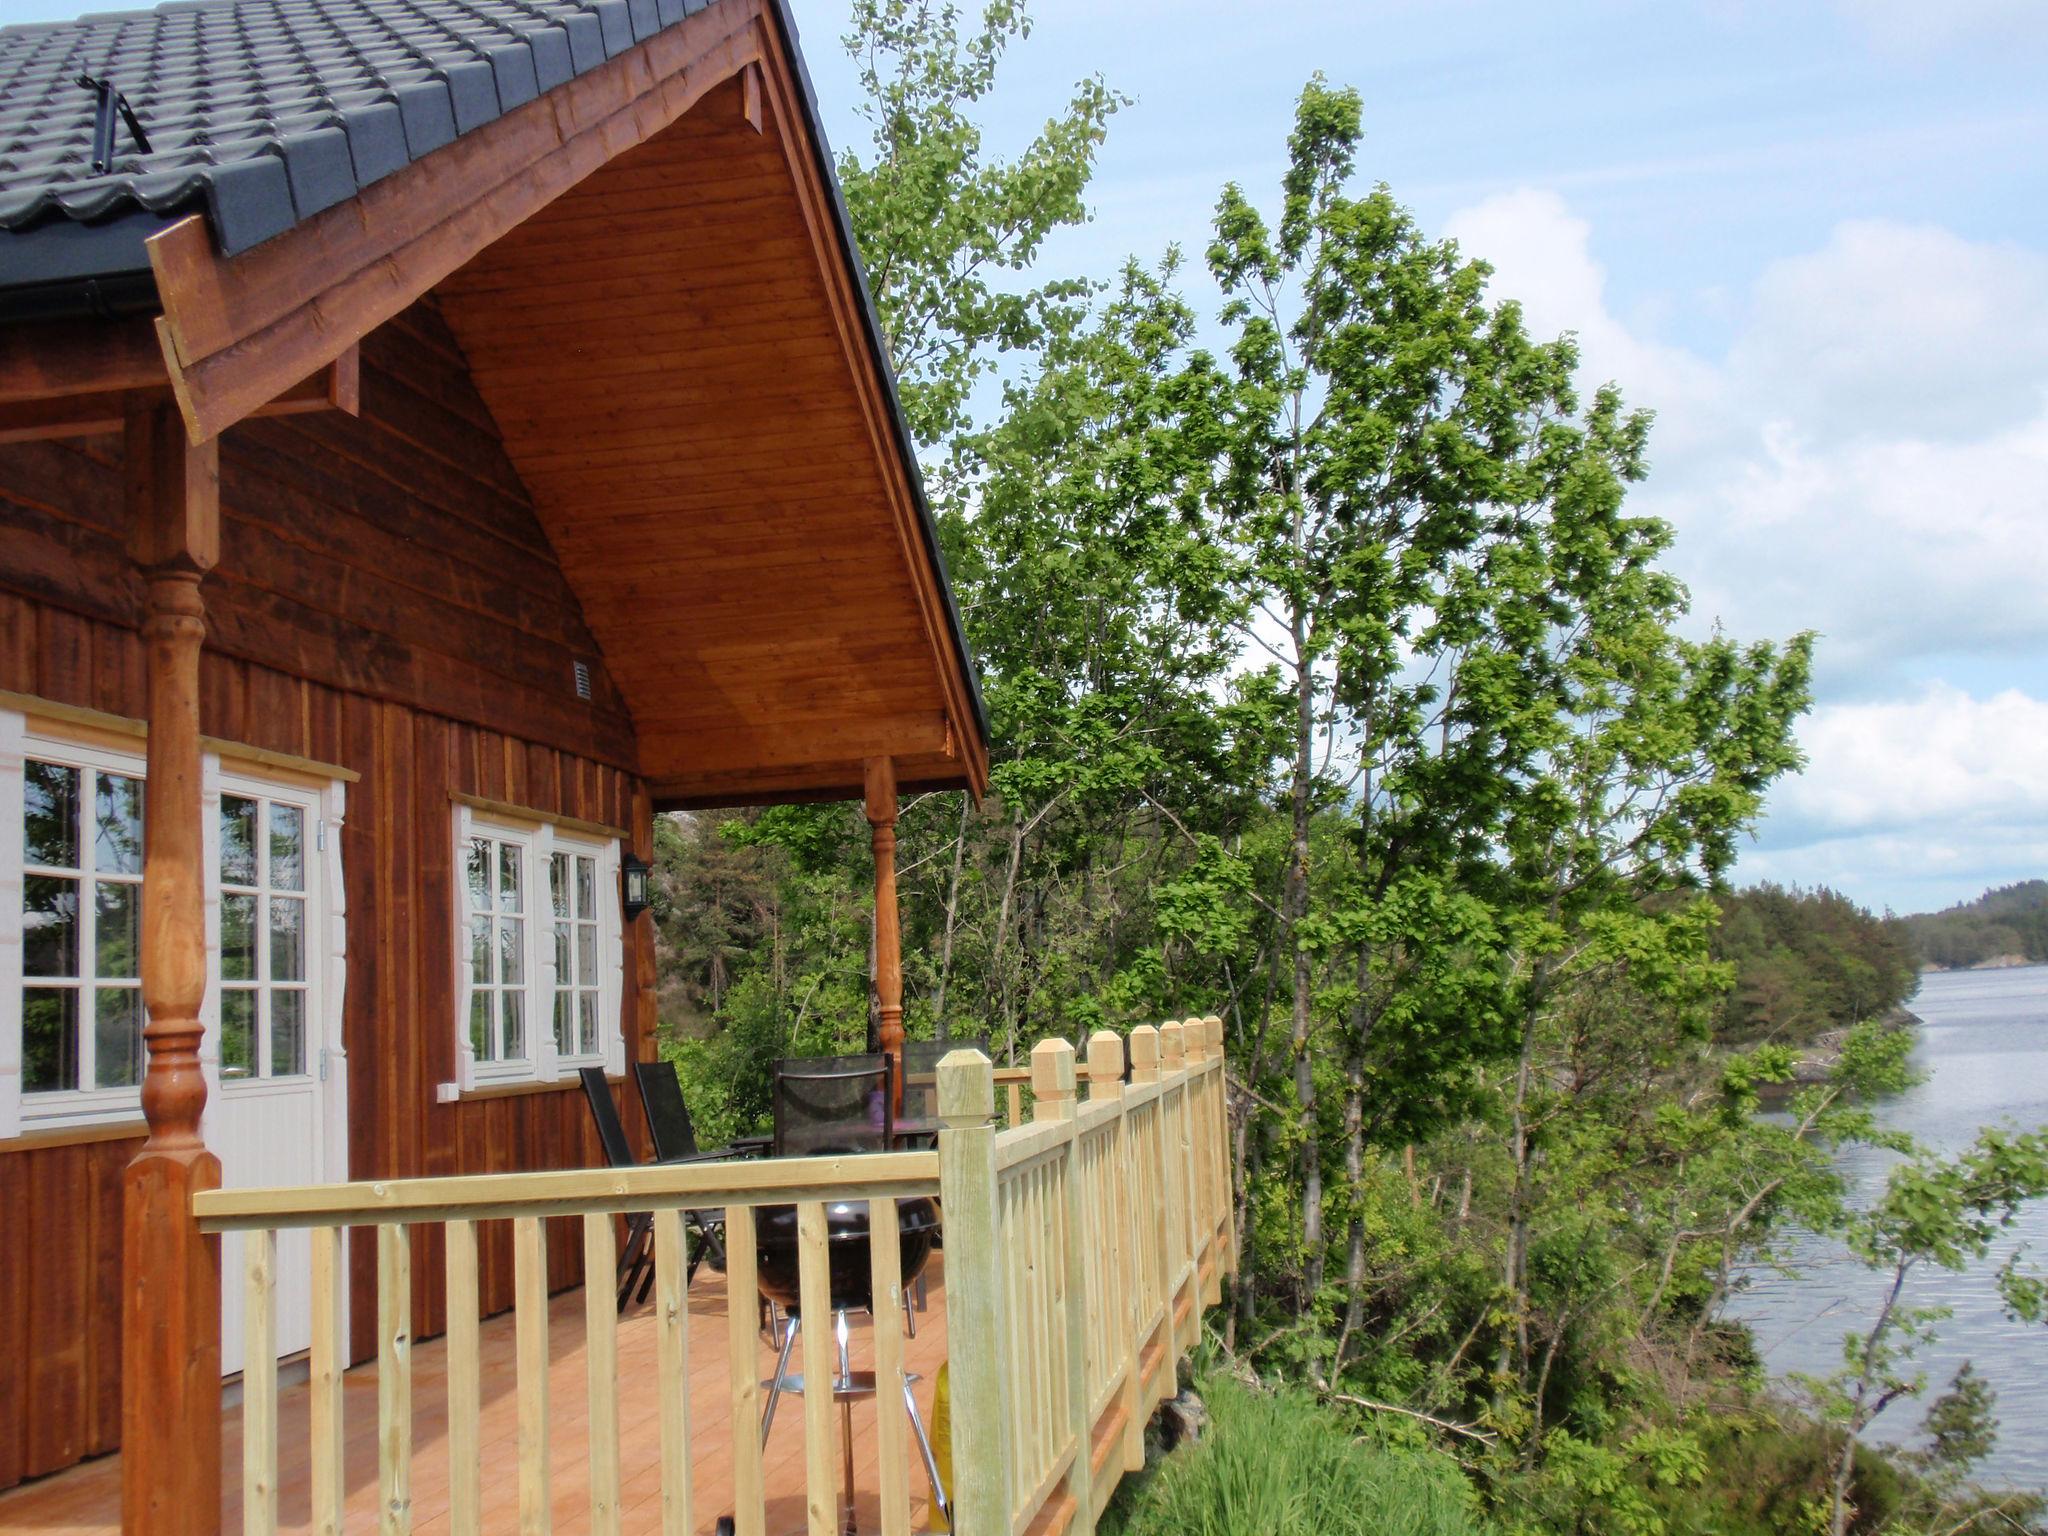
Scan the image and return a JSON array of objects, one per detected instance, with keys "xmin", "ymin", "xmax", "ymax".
[{"xmin": 0, "ymin": 3, "xmax": 1235, "ymax": 1533}]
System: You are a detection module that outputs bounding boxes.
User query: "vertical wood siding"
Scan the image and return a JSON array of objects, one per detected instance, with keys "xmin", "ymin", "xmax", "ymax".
[{"xmin": 0, "ymin": 299, "xmax": 655, "ymax": 1490}]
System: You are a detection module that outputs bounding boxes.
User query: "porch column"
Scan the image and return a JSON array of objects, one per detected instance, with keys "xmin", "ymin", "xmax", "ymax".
[
  {"xmin": 122, "ymin": 401, "xmax": 223, "ymax": 1536},
  {"xmin": 864, "ymin": 756, "xmax": 903, "ymax": 1100}
]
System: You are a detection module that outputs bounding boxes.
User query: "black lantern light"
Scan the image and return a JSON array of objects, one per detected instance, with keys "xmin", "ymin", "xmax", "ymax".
[{"xmin": 620, "ymin": 851, "xmax": 652, "ymax": 922}]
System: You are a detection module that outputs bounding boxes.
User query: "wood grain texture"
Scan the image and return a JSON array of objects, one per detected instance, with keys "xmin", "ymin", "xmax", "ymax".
[{"xmin": 0, "ymin": 305, "xmax": 649, "ymax": 1491}]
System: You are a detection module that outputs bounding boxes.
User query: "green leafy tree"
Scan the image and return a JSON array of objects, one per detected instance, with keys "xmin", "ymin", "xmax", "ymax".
[
  {"xmin": 836, "ymin": 0, "xmax": 1124, "ymax": 449},
  {"xmin": 1801, "ymin": 1127, "xmax": 2048, "ymax": 1536}
]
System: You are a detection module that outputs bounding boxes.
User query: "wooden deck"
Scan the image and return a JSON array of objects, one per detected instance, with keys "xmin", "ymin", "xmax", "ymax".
[{"xmin": 0, "ymin": 1258, "xmax": 951, "ymax": 1535}]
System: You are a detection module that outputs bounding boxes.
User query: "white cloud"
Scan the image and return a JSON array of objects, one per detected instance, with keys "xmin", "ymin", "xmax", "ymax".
[
  {"xmin": 1773, "ymin": 686, "xmax": 2048, "ymax": 839},
  {"xmin": 1730, "ymin": 221, "xmax": 2048, "ymax": 441},
  {"xmin": 1739, "ymin": 685, "xmax": 2048, "ymax": 912},
  {"xmin": 1442, "ymin": 190, "xmax": 2048, "ymax": 911}
]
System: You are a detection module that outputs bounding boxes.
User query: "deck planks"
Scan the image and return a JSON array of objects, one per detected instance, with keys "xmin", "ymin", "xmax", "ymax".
[{"xmin": 0, "ymin": 1261, "xmax": 949, "ymax": 1536}]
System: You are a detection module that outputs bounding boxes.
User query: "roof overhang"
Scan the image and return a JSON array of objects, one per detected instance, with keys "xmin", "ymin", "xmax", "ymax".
[{"xmin": 1, "ymin": 0, "xmax": 987, "ymax": 808}]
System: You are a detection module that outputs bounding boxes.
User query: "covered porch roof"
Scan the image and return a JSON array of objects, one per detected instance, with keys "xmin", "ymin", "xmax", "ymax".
[{"xmin": 0, "ymin": 0, "xmax": 989, "ymax": 806}]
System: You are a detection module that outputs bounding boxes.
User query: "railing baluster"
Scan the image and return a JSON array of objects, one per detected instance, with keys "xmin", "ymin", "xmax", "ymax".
[
  {"xmin": 583, "ymin": 1213, "xmax": 622, "ymax": 1536},
  {"xmin": 724, "ymin": 1204, "xmax": 767, "ymax": 1536},
  {"xmin": 243, "ymin": 1228, "xmax": 278, "ymax": 1536},
  {"xmin": 445, "ymin": 1219, "xmax": 482, "ymax": 1536},
  {"xmin": 377, "ymin": 1223, "xmax": 412, "ymax": 1536},
  {"xmin": 514, "ymin": 1215, "xmax": 551, "ymax": 1536},
  {"xmin": 796, "ymin": 1200, "xmax": 838, "ymax": 1536},
  {"xmin": 867, "ymin": 1195, "xmax": 911, "ymax": 1536},
  {"xmin": 652, "ymin": 1208, "xmax": 693, "ymax": 1536},
  {"xmin": 309, "ymin": 1225, "xmax": 346, "ymax": 1536}
]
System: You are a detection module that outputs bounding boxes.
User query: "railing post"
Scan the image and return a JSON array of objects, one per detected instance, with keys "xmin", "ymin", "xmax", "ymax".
[
  {"xmin": 1205, "ymin": 1016, "xmax": 1235, "ymax": 1274},
  {"xmin": 1158, "ymin": 1021, "xmax": 1195, "ymax": 1354},
  {"xmin": 1086, "ymin": 1030, "xmax": 1141, "ymax": 1476},
  {"xmin": 1126, "ymin": 1025, "xmax": 1167, "ymax": 1418},
  {"xmin": 938, "ymin": 1049, "xmax": 1009, "ymax": 1536},
  {"xmin": 1032, "ymin": 1039, "xmax": 1092, "ymax": 1534}
]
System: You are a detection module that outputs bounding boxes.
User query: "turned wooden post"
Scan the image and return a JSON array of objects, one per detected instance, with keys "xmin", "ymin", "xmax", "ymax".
[
  {"xmin": 122, "ymin": 400, "xmax": 222, "ymax": 1536},
  {"xmin": 864, "ymin": 756, "xmax": 903, "ymax": 1106}
]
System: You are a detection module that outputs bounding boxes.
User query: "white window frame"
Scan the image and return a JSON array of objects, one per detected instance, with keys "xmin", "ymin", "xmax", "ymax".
[
  {"xmin": 0, "ymin": 710, "xmax": 151, "ymax": 1135},
  {"xmin": 450, "ymin": 803, "xmax": 624, "ymax": 1094},
  {"xmin": 2, "ymin": 704, "xmax": 353, "ymax": 1143},
  {"xmin": 200, "ymin": 762, "xmax": 339, "ymax": 1092}
]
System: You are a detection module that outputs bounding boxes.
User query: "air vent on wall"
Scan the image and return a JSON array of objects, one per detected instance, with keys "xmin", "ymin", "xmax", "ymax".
[{"xmin": 572, "ymin": 660, "xmax": 593, "ymax": 701}]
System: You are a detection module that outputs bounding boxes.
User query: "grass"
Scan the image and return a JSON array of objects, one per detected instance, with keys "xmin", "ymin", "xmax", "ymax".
[{"xmin": 1100, "ymin": 1369, "xmax": 1494, "ymax": 1536}]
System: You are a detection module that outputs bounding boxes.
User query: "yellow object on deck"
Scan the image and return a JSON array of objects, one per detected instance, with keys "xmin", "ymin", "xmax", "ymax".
[{"xmin": 930, "ymin": 1361, "xmax": 953, "ymax": 1532}]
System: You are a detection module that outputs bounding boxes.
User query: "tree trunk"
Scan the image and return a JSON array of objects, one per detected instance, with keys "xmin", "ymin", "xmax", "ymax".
[
  {"xmin": 1287, "ymin": 618, "xmax": 1323, "ymax": 1303},
  {"xmin": 932, "ymin": 794, "xmax": 970, "ymax": 1033}
]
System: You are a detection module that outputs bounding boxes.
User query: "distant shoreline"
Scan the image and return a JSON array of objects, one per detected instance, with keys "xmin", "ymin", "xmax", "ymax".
[{"xmin": 1919, "ymin": 955, "xmax": 2047, "ymax": 973}]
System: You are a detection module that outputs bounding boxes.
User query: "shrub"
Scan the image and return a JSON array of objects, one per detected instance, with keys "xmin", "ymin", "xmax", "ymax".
[{"xmin": 1102, "ymin": 1370, "xmax": 1493, "ymax": 1536}]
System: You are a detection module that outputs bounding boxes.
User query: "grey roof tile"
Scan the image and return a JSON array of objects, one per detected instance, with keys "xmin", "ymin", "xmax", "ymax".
[{"xmin": 0, "ymin": 0, "xmax": 696, "ymax": 259}]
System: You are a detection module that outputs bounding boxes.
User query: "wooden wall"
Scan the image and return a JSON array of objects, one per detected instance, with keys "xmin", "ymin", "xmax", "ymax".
[{"xmin": 0, "ymin": 301, "xmax": 656, "ymax": 1490}]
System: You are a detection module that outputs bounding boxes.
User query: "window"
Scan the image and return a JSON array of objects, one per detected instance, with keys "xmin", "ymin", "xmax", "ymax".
[
  {"xmin": 4, "ymin": 707, "xmax": 348, "ymax": 1139},
  {"xmin": 19, "ymin": 751, "xmax": 145, "ymax": 1102},
  {"xmin": 217, "ymin": 790, "xmax": 311, "ymax": 1080},
  {"xmin": 452, "ymin": 804, "xmax": 622, "ymax": 1091},
  {"xmin": 550, "ymin": 845, "xmax": 604, "ymax": 1058},
  {"xmin": 465, "ymin": 827, "xmax": 531, "ymax": 1068}
]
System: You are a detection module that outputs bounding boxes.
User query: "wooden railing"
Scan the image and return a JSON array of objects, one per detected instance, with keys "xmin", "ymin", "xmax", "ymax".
[
  {"xmin": 191, "ymin": 1017, "xmax": 1234, "ymax": 1536},
  {"xmin": 936, "ymin": 1017, "xmax": 1234, "ymax": 1536}
]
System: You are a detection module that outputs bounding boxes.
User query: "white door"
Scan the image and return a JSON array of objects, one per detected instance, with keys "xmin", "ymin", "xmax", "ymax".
[{"xmin": 201, "ymin": 763, "xmax": 349, "ymax": 1376}]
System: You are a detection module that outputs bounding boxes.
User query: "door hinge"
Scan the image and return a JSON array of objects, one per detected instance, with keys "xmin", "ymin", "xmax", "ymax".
[
  {"xmin": 318, "ymin": 1046, "xmax": 331, "ymax": 1082},
  {"xmin": 316, "ymin": 818, "xmax": 328, "ymax": 852}
]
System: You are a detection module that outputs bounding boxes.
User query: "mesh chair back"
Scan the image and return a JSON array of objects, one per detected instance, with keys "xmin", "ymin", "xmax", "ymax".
[
  {"xmin": 634, "ymin": 1060, "xmax": 702, "ymax": 1162},
  {"xmin": 900, "ymin": 1035, "xmax": 988, "ymax": 1121},
  {"xmin": 579, "ymin": 1066, "xmax": 636, "ymax": 1169},
  {"xmin": 772, "ymin": 1054, "xmax": 894, "ymax": 1157}
]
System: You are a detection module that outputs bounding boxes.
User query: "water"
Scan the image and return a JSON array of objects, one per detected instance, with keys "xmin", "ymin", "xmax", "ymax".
[{"xmin": 1724, "ymin": 966, "xmax": 2048, "ymax": 1490}]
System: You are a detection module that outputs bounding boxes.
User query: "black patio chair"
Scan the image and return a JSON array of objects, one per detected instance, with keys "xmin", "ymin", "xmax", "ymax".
[
  {"xmin": 631, "ymin": 1059, "xmax": 755, "ymax": 1299},
  {"xmin": 579, "ymin": 1067, "xmax": 659, "ymax": 1312},
  {"xmin": 898, "ymin": 1033, "xmax": 989, "ymax": 1126},
  {"xmin": 770, "ymin": 1053, "xmax": 895, "ymax": 1158}
]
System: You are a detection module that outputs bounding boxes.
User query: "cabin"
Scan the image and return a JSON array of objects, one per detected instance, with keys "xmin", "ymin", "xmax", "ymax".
[{"xmin": 0, "ymin": 1, "xmax": 1235, "ymax": 1533}]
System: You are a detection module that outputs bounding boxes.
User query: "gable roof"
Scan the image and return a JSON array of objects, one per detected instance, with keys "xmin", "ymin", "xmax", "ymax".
[
  {"xmin": 0, "ymin": 0, "xmax": 990, "ymax": 802},
  {"xmin": 0, "ymin": 0, "xmax": 718, "ymax": 264}
]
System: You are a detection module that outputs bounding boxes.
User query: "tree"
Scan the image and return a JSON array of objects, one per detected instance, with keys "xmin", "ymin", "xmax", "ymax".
[
  {"xmin": 836, "ymin": 0, "xmax": 1123, "ymax": 449},
  {"xmin": 1803, "ymin": 1126, "xmax": 2048, "ymax": 1536}
]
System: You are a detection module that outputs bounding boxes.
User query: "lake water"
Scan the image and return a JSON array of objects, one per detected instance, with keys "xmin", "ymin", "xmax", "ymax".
[{"xmin": 1725, "ymin": 965, "xmax": 2048, "ymax": 1490}]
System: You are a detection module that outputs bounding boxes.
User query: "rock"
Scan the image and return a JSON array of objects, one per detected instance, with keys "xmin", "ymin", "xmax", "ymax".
[{"xmin": 1157, "ymin": 1389, "xmax": 1209, "ymax": 1453}]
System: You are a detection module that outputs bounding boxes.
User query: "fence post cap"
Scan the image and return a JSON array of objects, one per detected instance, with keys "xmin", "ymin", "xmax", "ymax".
[
  {"xmin": 1030, "ymin": 1038, "xmax": 1076, "ymax": 1118},
  {"xmin": 1128, "ymin": 1024, "xmax": 1159, "ymax": 1081},
  {"xmin": 1160, "ymin": 1019, "xmax": 1186, "ymax": 1067},
  {"xmin": 936, "ymin": 1047, "xmax": 995, "ymax": 1127},
  {"xmin": 1085, "ymin": 1031, "xmax": 1124, "ymax": 1097},
  {"xmin": 1205, "ymin": 1015, "xmax": 1224, "ymax": 1052}
]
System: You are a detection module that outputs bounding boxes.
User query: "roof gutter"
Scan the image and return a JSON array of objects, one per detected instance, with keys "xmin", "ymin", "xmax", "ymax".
[
  {"xmin": 762, "ymin": 0, "xmax": 994, "ymax": 756},
  {"xmin": 0, "ymin": 206, "xmax": 182, "ymax": 323}
]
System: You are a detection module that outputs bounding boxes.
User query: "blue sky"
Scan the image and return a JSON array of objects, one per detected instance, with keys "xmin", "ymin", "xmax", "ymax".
[
  {"xmin": 9, "ymin": 0, "xmax": 2043, "ymax": 915},
  {"xmin": 787, "ymin": 0, "xmax": 2048, "ymax": 916}
]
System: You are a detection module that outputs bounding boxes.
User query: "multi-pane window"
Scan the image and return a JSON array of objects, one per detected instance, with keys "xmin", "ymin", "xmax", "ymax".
[
  {"xmin": 20, "ymin": 757, "xmax": 144, "ymax": 1095},
  {"xmin": 453, "ymin": 807, "xmax": 621, "ymax": 1089},
  {"xmin": 218, "ymin": 792, "xmax": 310, "ymax": 1080},
  {"xmin": 465, "ymin": 830, "xmax": 529, "ymax": 1066},
  {"xmin": 551, "ymin": 845, "xmax": 602, "ymax": 1058}
]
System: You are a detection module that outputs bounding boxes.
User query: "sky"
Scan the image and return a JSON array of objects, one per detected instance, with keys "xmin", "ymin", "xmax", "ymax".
[
  {"xmin": 782, "ymin": 0, "xmax": 2047, "ymax": 917},
  {"xmin": 8, "ymin": 0, "xmax": 2043, "ymax": 915}
]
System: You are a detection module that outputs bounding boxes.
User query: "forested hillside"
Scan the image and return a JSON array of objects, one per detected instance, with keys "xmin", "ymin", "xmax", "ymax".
[
  {"xmin": 1904, "ymin": 881, "xmax": 2048, "ymax": 969},
  {"xmin": 1712, "ymin": 884, "xmax": 1918, "ymax": 1042},
  {"xmin": 648, "ymin": 6, "xmax": 2048, "ymax": 1531}
]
